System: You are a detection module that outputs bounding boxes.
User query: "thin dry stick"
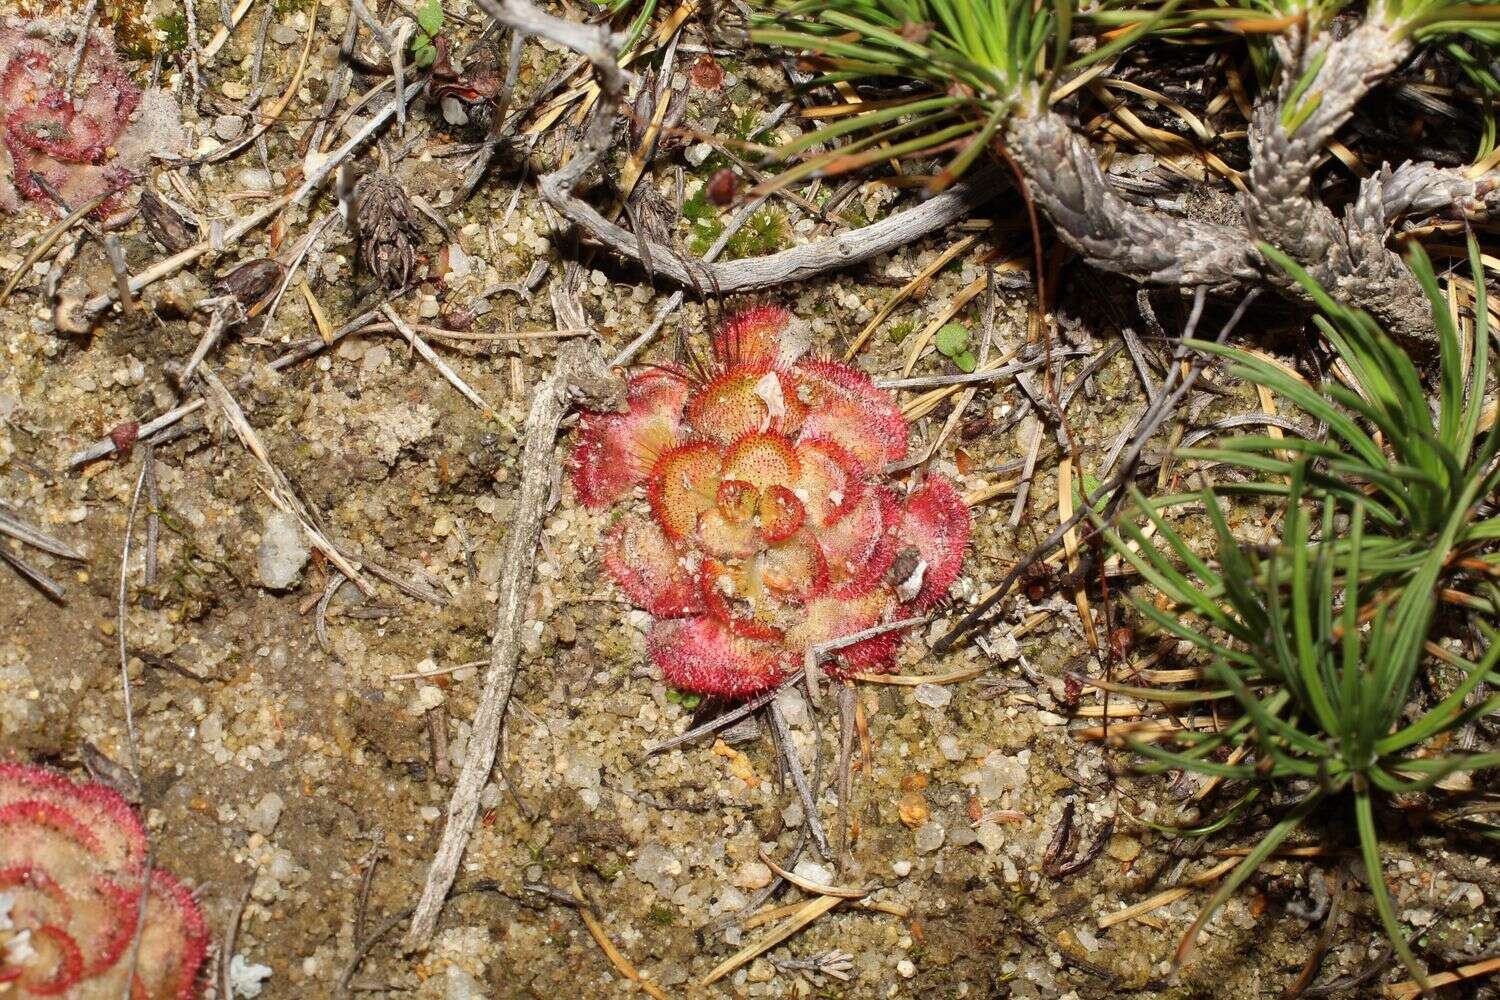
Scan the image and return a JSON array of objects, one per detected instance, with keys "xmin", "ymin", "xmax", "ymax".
[
  {"xmin": 768, "ymin": 698, "xmax": 831, "ymax": 860},
  {"xmin": 116, "ymin": 457, "xmax": 155, "ymax": 999},
  {"xmin": 0, "ymin": 505, "xmax": 86, "ymax": 560},
  {"xmin": 379, "ymin": 304, "xmax": 500, "ymax": 414},
  {"xmin": 198, "ymin": 368, "xmax": 376, "ymax": 596},
  {"xmin": 470, "ymin": 0, "xmax": 1002, "ymax": 296},
  {"xmin": 404, "ymin": 344, "xmax": 620, "ymax": 947},
  {"xmin": 935, "ymin": 287, "xmax": 1256, "ymax": 653},
  {"xmin": 66, "ymin": 400, "xmax": 206, "ymax": 468},
  {"xmin": 701, "ymin": 894, "xmax": 844, "ymax": 986},
  {"xmin": 81, "ymin": 79, "xmax": 426, "ymax": 321},
  {"xmin": 63, "ymin": 0, "xmax": 100, "ymax": 97},
  {"xmin": 574, "ymin": 898, "xmax": 673, "ymax": 1000}
]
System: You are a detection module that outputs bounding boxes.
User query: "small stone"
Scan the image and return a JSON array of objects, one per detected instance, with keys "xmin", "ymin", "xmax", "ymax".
[
  {"xmin": 221, "ymin": 79, "xmax": 249, "ymax": 100},
  {"xmin": 227, "ymin": 955, "xmax": 273, "ymax": 998},
  {"xmin": 792, "ymin": 860, "xmax": 833, "ymax": 886},
  {"xmin": 246, "ymin": 792, "xmax": 283, "ymax": 835},
  {"xmin": 898, "ymin": 791, "xmax": 929, "ymax": 829},
  {"xmin": 443, "ymin": 966, "xmax": 487, "ymax": 1000},
  {"xmin": 774, "ymin": 687, "xmax": 810, "ymax": 728},
  {"xmin": 418, "ymin": 294, "xmax": 440, "ymax": 319},
  {"xmin": 897, "ymin": 959, "xmax": 916, "ymax": 978},
  {"xmin": 949, "ymin": 824, "xmax": 979, "ymax": 848},
  {"xmin": 915, "ymin": 821, "xmax": 945, "ymax": 853},
  {"xmin": 237, "ymin": 167, "xmax": 273, "ymax": 191},
  {"xmin": 938, "ymin": 734, "xmax": 964, "ymax": 762},
  {"xmin": 633, "ymin": 842, "xmax": 681, "ymax": 893},
  {"xmin": 1106, "ymin": 834, "xmax": 1141, "ymax": 863},
  {"xmin": 256, "ymin": 510, "xmax": 309, "ymax": 589},
  {"xmin": 563, "ymin": 752, "xmax": 601, "ymax": 791},
  {"xmin": 733, "ymin": 862, "xmax": 772, "ymax": 890},
  {"xmin": 685, "ymin": 143, "xmax": 714, "ymax": 167},
  {"xmin": 914, "ymin": 683, "xmax": 951, "ymax": 709},
  {"xmin": 213, "ymin": 114, "xmax": 245, "ymax": 141},
  {"xmin": 746, "ymin": 959, "xmax": 775, "ymax": 983},
  {"xmin": 270, "ymin": 23, "xmax": 300, "ymax": 45},
  {"xmin": 975, "ymin": 822, "xmax": 1005, "ymax": 853},
  {"xmin": 892, "ymin": 860, "xmax": 912, "ymax": 877}
]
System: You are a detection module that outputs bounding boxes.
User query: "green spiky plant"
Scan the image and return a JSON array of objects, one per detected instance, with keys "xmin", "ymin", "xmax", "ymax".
[
  {"xmin": 1179, "ymin": 241, "xmax": 1500, "ymax": 593},
  {"xmin": 751, "ymin": 0, "xmax": 1159, "ymax": 192},
  {"xmin": 1095, "ymin": 241, "xmax": 1500, "ymax": 987}
]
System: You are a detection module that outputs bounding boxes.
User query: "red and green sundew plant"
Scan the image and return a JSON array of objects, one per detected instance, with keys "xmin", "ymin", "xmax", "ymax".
[
  {"xmin": 569, "ymin": 306, "xmax": 971, "ymax": 699},
  {"xmin": 0, "ymin": 763, "xmax": 208, "ymax": 999}
]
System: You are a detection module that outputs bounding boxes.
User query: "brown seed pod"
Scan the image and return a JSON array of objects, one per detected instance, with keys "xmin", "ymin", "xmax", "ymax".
[
  {"xmin": 689, "ymin": 55, "xmax": 724, "ymax": 91},
  {"xmin": 214, "ymin": 258, "xmax": 286, "ymax": 310},
  {"xmin": 139, "ymin": 189, "xmax": 195, "ymax": 253},
  {"xmin": 351, "ymin": 171, "xmax": 420, "ymax": 291},
  {"xmin": 707, "ymin": 168, "xmax": 738, "ymax": 206},
  {"xmin": 108, "ymin": 420, "xmax": 140, "ymax": 456}
]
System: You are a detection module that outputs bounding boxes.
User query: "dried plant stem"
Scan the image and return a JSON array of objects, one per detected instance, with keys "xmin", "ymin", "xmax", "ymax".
[
  {"xmin": 80, "ymin": 80, "xmax": 424, "ymax": 323},
  {"xmin": 198, "ymin": 368, "xmax": 377, "ymax": 596},
  {"xmin": 937, "ymin": 287, "xmax": 1256, "ymax": 653},
  {"xmin": 472, "ymin": 0, "xmax": 1001, "ymax": 295},
  {"xmin": 405, "ymin": 344, "xmax": 620, "ymax": 947},
  {"xmin": 63, "ymin": 0, "xmax": 100, "ymax": 98},
  {"xmin": 768, "ymin": 699, "xmax": 830, "ymax": 860},
  {"xmin": 379, "ymin": 305, "xmax": 500, "ymax": 415},
  {"xmin": 66, "ymin": 400, "xmax": 206, "ymax": 468}
]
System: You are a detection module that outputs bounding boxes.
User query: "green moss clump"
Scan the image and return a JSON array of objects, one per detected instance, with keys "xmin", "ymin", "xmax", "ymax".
[{"xmin": 153, "ymin": 12, "xmax": 188, "ymax": 55}]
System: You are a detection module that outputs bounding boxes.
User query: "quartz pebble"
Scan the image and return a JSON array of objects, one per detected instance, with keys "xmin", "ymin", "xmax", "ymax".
[
  {"xmin": 914, "ymin": 683, "xmax": 952, "ymax": 709},
  {"xmin": 256, "ymin": 510, "xmax": 308, "ymax": 589},
  {"xmin": 246, "ymin": 792, "xmax": 283, "ymax": 835},
  {"xmin": 733, "ymin": 861, "xmax": 772, "ymax": 890},
  {"xmin": 213, "ymin": 114, "xmax": 245, "ymax": 141},
  {"xmin": 915, "ymin": 821, "xmax": 945, "ymax": 853}
]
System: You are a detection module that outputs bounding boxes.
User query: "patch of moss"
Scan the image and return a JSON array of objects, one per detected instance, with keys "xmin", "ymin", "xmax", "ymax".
[
  {"xmin": 725, "ymin": 207, "xmax": 789, "ymax": 259},
  {"xmin": 152, "ymin": 12, "xmax": 188, "ymax": 55},
  {"xmin": 645, "ymin": 903, "xmax": 675, "ymax": 926}
]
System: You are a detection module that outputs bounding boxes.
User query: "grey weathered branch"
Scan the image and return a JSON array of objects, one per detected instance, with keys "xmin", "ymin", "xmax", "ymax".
[
  {"xmin": 1245, "ymin": 22, "xmax": 1412, "ymax": 267},
  {"xmin": 473, "ymin": 0, "xmax": 1004, "ymax": 294},
  {"xmin": 1376, "ymin": 160, "xmax": 1500, "ymax": 223},
  {"xmin": 404, "ymin": 342, "xmax": 622, "ymax": 948},
  {"xmin": 1240, "ymin": 21, "xmax": 1436, "ymax": 340}
]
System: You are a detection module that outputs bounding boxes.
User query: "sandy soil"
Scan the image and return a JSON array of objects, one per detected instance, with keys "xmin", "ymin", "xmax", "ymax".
[{"xmin": 1, "ymin": 2, "xmax": 1497, "ymax": 999}]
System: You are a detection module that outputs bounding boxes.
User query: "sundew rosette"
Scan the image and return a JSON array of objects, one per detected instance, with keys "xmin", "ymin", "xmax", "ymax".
[
  {"xmin": 570, "ymin": 306, "xmax": 971, "ymax": 699},
  {"xmin": 0, "ymin": 763, "xmax": 208, "ymax": 998}
]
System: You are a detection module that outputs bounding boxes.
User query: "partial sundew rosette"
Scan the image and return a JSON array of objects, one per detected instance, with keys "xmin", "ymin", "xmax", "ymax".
[
  {"xmin": 0, "ymin": 19, "xmax": 143, "ymax": 215},
  {"xmin": 0, "ymin": 763, "xmax": 208, "ymax": 999},
  {"xmin": 571, "ymin": 306, "xmax": 971, "ymax": 699}
]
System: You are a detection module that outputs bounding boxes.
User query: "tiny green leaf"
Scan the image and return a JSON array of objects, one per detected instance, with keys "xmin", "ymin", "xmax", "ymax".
[
  {"xmin": 416, "ymin": 0, "xmax": 443, "ymax": 38},
  {"xmin": 413, "ymin": 43, "xmax": 437, "ymax": 68},
  {"xmin": 953, "ymin": 350, "xmax": 977, "ymax": 373},
  {"xmin": 935, "ymin": 322, "xmax": 969, "ymax": 358}
]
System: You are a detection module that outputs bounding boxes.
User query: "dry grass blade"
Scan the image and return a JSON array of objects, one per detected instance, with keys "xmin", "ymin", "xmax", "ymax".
[
  {"xmin": 576, "ymin": 904, "xmax": 674, "ymax": 1000},
  {"xmin": 198, "ymin": 368, "xmax": 377, "ymax": 596},
  {"xmin": 843, "ymin": 235, "xmax": 979, "ymax": 360},
  {"xmin": 0, "ymin": 505, "xmax": 86, "ymax": 560},
  {"xmin": 757, "ymin": 849, "xmax": 869, "ymax": 899},
  {"xmin": 701, "ymin": 894, "xmax": 844, "ymax": 986},
  {"xmin": 1385, "ymin": 955, "xmax": 1500, "ymax": 999}
]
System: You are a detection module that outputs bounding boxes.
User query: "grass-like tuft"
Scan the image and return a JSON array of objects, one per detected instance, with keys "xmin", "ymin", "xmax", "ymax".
[
  {"xmin": 1096, "ymin": 239, "xmax": 1500, "ymax": 988},
  {"xmin": 749, "ymin": 0, "xmax": 1173, "ymax": 190}
]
